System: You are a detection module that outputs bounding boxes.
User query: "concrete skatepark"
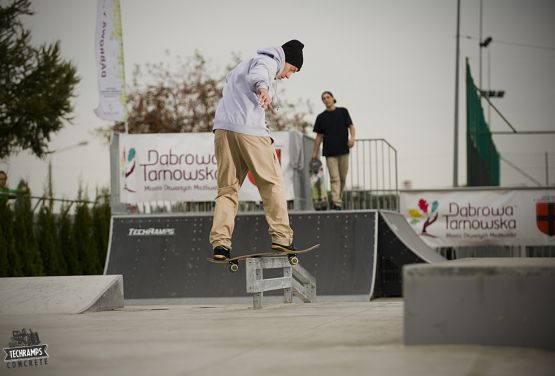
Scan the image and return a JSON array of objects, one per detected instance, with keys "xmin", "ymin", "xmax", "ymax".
[
  {"xmin": 1, "ymin": 210, "xmax": 554, "ymax": 375},
  {"xmin": 2, "ymin": 299, "xmax": 555, "ymax": 376}
]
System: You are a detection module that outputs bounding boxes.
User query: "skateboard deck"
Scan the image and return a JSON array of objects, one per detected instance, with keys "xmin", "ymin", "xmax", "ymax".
[
  {"xmin": 207, "ymin": 244, "xmax": 320, "ymax": 272},
  {"xmin": 309, "ymin": 159, "xmax": 328, "ymax": 210}
]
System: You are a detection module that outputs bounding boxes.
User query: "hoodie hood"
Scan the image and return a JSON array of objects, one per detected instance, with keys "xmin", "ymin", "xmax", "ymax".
[
  {"xmin": 256, "ymin": 46, "xmax": 285, "ymax": 78},
  {"xmin": 212, "ymin": 46, "xmax": 285, "ymax": 137}
]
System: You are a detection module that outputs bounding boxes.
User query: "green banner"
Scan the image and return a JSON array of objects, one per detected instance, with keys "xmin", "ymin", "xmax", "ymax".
[{"xmin": 466, "ymin": 60, "xmax": 499, "ymax": 186}]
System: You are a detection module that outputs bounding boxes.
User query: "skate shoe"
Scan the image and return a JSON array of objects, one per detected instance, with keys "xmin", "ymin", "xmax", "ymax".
[
  {"xmin": 271, "ymin": 243, "xmax": 297, "ymax": 253},
  {"xmin": 213, "ymin": 245, "xmax": 231, "ymax": 261}
]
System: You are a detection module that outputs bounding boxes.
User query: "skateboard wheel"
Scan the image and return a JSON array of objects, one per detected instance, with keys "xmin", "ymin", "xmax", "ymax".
[
  {"xmin": 288, "ymin": 255, "xmax": 299, "ymax": 265},
  {"xmin": 230, "ymin": 262, "xmax": 239, "ymax": 272}
]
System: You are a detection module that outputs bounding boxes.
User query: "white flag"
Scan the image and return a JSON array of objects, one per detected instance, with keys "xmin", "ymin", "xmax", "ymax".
[{"xmin": 94, "ymin": 0, "xmax": 127, "ymax": 126}]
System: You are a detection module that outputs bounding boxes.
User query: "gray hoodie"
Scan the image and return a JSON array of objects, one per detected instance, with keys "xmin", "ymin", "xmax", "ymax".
[{"xmin": 213, "ymin": 46, "xmax": 285, "ymax": 137}]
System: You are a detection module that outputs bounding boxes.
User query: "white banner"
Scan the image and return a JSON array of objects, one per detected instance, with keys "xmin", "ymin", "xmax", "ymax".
[
  {"xmin": 94, "ymin": 0, "xmax": 127, "ymax": 123},
  {"xmin": 400, "ymin": 189, "xmax": 555, "ymax": 247},
  {"xmin": 119, "ymin": 132, "xmax": 295, "ymax": 203}
]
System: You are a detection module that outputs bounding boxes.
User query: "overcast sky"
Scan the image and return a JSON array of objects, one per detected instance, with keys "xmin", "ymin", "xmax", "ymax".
[{"xmin": 2, "ymin": 0, "xmax": 555, "ymax": 201}]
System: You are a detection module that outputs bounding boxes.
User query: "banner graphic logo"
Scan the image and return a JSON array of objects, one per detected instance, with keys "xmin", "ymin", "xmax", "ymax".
[
  {"xmin": 407, "ymin": 198, "xmax": 439, "ymax": 237},
  {"xmin": 536, "ymin": 202, "xmax": 555, "ymax": 236}
]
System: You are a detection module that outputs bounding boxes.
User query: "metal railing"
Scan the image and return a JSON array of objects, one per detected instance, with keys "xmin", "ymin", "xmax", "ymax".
[{"xmin": 340, "ymin": 138, "xmax": 399, "ymax": 210}]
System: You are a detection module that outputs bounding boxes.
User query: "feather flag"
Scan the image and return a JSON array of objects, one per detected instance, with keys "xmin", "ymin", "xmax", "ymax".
[{"xmin": 94, "ymin": 0, "xmax": 128, "ymax": 128}]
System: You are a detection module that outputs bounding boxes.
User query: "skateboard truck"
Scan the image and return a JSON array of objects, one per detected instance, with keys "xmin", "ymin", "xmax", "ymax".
[{"xmin": 229, "ymin": 253, "xmax": 298, "ymax": 272}]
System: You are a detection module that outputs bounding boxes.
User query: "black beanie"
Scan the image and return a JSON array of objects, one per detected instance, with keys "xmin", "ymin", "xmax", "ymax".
[{"xmin": 282, "ymin": 39, "xmax": 304, "ymax": 71}]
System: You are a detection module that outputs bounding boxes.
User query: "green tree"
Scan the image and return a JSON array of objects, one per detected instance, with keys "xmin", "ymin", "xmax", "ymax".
[
  {"xmin": 92, "ymin": 188, "xmax": 111, "ymax": 273},
  {"xmin": 12, "ymin": 182, "xmax": 42, "ymax": 276},
  {"xmin": 37, "ymin": 205, "xmax": 67, "ymax": 275},
  {"xmin": 59, "ymin": 202, "xmax": 80, "ymax": 275},
  {"xmin": 36, "ymin": 205, "xmax": 54, "ymax": 274},
  {"xmin": 36, "ymin": 161, "xmax": 66, "ymax": 275},
  {"xmin": 95, "ymin": 52, "xmax": 312, "ymax": 139},
  {"xmin": 0, "ymin": 197, "xmax": 9, "ymax": 276},
  {"xmin": 0, "ymin": 208, "xmax": 8, "ymax": 277},
  {"xmin": 0, "ymin": 197, "xmax": 22, "ymax": 276},
  {"xmin": 73, "ymin": 189, "xmax": 99, "ymax": 275},
  {"xmin": 0, "ymin": 0, "xmax": 80, "ymax": 159}
]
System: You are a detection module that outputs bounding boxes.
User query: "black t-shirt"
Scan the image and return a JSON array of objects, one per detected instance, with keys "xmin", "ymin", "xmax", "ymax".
[{"xmin": 313, "ymin": 107, "xmax": 353, "ymax": 156}]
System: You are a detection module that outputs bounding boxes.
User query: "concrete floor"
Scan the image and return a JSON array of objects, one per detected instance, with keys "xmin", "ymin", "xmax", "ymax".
[{"xmin": 1, "ymin": 299, "xmax": 554, "ymax": 376}]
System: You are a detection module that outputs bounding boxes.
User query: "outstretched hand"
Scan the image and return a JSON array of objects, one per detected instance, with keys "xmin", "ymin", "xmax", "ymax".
[{"xmin": 258, "ymin": 88, "xmax": 273, "ymax": 112}]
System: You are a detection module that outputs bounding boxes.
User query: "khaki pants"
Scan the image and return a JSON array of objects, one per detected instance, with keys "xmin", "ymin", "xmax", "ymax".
[
  {"xmin": 210, "ymin": 130, "xmax": 293, "ymax": 249},
  {"xmin": 326, "ymin": 154, "xmax": 349, "ymax": 206}
]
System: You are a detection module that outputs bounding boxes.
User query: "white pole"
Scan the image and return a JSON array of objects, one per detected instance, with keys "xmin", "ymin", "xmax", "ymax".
[{"xmin": 453, "ymin": 0, "xmax": 461, "ymax": 187}]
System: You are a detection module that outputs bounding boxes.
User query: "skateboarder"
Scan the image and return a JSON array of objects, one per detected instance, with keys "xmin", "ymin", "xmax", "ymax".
[
  {"xmin": 310, "ymin": 91, "xmax": 356, "ymax": 210},
  {"xmin": 210, "ymin": 40, "xmax": 305, "ymax": 261}
]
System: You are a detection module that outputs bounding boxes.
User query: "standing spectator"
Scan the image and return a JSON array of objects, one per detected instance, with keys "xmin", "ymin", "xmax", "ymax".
[
  {"xmin": 0, "ymin": 170, "xmax": 20, "ymax": 199},
  {"xmin": 0, "ymin": 171, "xmax": 29, "ymax": 199},
  {"xmin": 0, "ymin": 170, "xmax": 7, "ymax": 191},
  {"xmin": 311, "ymin": 91, "xmax": 356, "ymax": 210}
]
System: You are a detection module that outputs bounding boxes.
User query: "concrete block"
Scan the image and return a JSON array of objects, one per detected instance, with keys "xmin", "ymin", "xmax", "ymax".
[{"xmin": 404, "ymin": 258, "xmax": 555, "ymax": 350}]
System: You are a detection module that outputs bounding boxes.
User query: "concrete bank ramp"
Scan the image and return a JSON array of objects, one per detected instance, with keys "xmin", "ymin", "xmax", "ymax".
[{"xmin": 0, "ymin": 275, "xmax": 124, "ymax": 314}]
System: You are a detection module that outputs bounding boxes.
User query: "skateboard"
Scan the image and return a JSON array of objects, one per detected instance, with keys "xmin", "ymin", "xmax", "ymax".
[
  {"xmin": 309, "ymin": 158, "xmax": 328, "ymax": 210},
  {"xmin": 207, "ymin": 244, "xmax": 320, "ymax": 272}
]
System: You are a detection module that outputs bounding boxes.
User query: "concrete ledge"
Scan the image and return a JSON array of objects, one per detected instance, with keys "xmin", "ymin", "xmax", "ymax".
[
  {"xmin": 0, "ymin": 275, "xmax": 124, "ymax": 314},
  {"xmin": 403, "ymin": 258, "xmax": 555, "ymax": 350}
]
